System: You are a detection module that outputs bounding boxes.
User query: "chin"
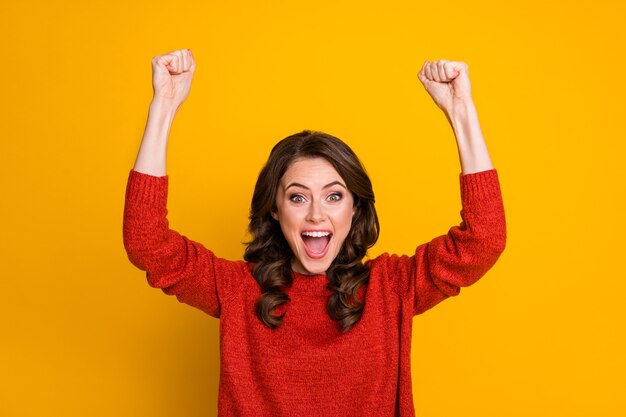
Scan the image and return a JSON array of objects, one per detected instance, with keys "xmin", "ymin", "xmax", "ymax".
[{"xmin": 295, "ymin": 257, "xmax": 333, "ymax": 275}]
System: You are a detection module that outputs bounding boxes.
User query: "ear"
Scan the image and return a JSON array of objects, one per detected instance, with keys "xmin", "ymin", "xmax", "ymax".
[{"xmin": 271, "ymin": 209, "xmax": 279, "ymax": 221}]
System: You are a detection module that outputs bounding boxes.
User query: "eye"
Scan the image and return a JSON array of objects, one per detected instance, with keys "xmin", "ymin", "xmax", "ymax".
[
  {"xmin": 327, "ymin": 193, "xmax": 342, "ymax": 202},
  {"xmin": 289, "ymin": 194, "xmax": 306, "ymax": 204}
]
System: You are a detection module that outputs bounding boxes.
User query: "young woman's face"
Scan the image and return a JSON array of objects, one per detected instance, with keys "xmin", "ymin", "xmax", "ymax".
[{"xmin": 272, "ymin": 157, "xmax": 355, "ymax": 275}]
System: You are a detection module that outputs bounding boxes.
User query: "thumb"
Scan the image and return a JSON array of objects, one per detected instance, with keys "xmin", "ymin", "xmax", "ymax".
[
  {"xmin": 418, "ymin": 59, "xmax": 468, "ymax": 83},
  {"xmin": 153, "ymin": 49, "xmax": 191, "ymax": 75},
  {"xmin": 438, "ymin": 60, "xmax": 467, "ymax": 82},
  {"xmin": 157, "ymin": 54, "xmax": 183, "ymax": 74},
  {"xmin": 446, "ymin": 61, "xmax": 466, "ymax": 80}
]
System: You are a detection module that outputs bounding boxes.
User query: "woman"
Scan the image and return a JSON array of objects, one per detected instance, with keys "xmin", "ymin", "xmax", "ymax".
[{"xmin": 123, "ymin": 49, "xmax": 506, "ymax": 417}]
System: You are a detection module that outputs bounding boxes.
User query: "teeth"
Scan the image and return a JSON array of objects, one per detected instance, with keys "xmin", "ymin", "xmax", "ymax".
[{"xmin": 301, "ymin": 231, "xmax": 331, "ymax": 237}]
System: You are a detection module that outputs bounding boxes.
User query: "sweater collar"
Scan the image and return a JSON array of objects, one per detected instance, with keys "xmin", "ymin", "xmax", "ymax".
[{"xmin": 288, "ymin": 270, "xmax": 333, "ymax": 295}]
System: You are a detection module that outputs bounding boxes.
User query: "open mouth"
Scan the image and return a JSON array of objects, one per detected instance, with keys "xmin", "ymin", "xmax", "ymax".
[{"xmin": 301, "ymin": 231, "xmax": 332, "ymax": 259}]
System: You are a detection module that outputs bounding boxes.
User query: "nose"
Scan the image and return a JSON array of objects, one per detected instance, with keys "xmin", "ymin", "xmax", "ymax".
[{"xmin": 306, "ymin": 199, "xmax": 325, "ymax": 223}]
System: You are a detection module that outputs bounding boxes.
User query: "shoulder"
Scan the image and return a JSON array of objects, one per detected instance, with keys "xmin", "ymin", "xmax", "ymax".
[
  {"xmin": 210, "ymin": 255, "xmax": 258, "ymax": 302},
  {"xmin": 365, "ymin": 250, "xmax": 419, "ymax": 274},
  {"xmin": 364, "ymin": 250, "xmax": 422, "ymax": 298}
]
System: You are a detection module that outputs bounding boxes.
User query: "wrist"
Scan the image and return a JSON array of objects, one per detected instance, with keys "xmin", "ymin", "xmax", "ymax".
[
  {"xmin": 149, "ymin": 97, "xmax": 179, "ymax": 116},
  {"xmin": 445, "ymin": 98, "xmax": 476, "ymax": 124}
]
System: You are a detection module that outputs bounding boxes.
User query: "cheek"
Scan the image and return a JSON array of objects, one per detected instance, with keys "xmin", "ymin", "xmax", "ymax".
[
  {"xmin": 278, "ymin": 209, "xmax": 302, "ymax": 235},
  {"xmin": 335, "ymin": 208, "xmax": 355, "ymax": 234},
  {"xmin": 278, "ymin": 221, "xmax": 299, "ymax": 252}
]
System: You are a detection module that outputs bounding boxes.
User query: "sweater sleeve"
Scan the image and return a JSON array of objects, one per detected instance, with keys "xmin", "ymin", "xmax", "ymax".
[
  {"xmin": 122, "ymin": 169, "xmax": 247, "ymax": 318},
  {"xmin": 383, "ymin": 169, "xmax": 506, "ymax": 316}
]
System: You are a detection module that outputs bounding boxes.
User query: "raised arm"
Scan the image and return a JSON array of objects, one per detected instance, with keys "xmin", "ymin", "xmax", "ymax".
[
  {"xmin": 133, "ymin": 48, "xmax": 195, "ymax": 176},
  {"xmin": 383, "ymin": 59, "xmax": 506, "ymax": 315},
  {"xmin": 418, "ymin": 59, "xmax": 493, "ymax": 174},
  {"xmin": 123, "ymin": 49, "xmax": 242, "ymax": 318}
]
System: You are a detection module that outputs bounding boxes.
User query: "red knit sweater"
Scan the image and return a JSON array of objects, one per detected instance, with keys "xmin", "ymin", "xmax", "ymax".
[{"xmin": 123, "ymin": 168, "xmax": 506, "ymax": 417}]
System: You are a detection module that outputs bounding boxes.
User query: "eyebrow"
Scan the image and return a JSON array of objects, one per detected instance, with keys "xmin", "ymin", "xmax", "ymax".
[{"xmin": 285, "ymin": 181, "xmax": 347, "ymax": 191}]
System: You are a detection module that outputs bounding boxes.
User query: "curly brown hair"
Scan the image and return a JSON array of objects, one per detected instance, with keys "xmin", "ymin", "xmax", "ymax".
[{"xmin": 243, "ymin": 130, "xmax": 380, "ymax": 333}]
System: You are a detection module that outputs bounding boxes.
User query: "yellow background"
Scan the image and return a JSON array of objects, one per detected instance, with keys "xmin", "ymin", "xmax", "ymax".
[{"xmin": 1, "ymin": 0, "xmax": 624, "ymax": 416}]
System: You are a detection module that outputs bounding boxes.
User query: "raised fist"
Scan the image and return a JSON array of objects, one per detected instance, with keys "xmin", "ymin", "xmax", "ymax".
[
  {"xmin": 151, "ymin": 49, "xmax": 196, "ymax": 109},
  {"xmin": 418, "ymin": 59, "xmax": 473, "ymax": 115}
]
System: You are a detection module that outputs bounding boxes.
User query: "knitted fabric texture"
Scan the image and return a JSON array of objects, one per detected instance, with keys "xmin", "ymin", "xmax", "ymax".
[{"xmin": 123, "ymin": 168, "xmax": 506, "ymax": 417}]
